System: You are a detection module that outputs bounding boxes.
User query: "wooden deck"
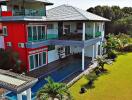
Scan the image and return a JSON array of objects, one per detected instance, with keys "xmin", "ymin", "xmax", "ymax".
[{"xmin": 27, "ymin": 55, "xmax": 92, "ymax": 79}]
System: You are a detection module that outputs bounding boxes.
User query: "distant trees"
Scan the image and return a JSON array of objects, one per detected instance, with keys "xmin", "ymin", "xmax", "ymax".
[{"xmin": 87, "ymin": 6, "xmax": 132, "ymax": 35}]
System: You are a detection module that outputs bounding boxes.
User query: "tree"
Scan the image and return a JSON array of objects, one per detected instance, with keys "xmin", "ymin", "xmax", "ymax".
[{"xmin": 37, "ymin": 77, "xmax": 72, "ymax": 100}]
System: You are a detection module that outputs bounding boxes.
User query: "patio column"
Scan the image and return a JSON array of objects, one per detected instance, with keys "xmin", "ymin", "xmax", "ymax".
[
  {"xmin": 83, "ymin": 22, "xmax": 86, "ymax": 41},
  {"xmin": 82, "ymin": 22, "xmax": 85, "ymax": 71},
  {"xmin": 92, "ymin": 22, "xmax": 96, "ymax": 61},
  {"xmin": 82, "ymin": 48, "xmax": 85, "ymax": 71},
  {"xmin": 17, "ymin": 93, "xmax": 22, "ymax": 100},
  {"xmin": 26, "ymin": 88, "xmax": 31, "ymax": 100}
]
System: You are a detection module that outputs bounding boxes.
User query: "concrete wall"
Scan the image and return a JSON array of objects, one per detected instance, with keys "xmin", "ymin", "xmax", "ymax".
[
  {"xmin": 48, "ymin": 46, "xmax": 59, "ymax": 63},
  {"xmin": 0, "ymin": 36, "xmax": 4, "ymax": 48}
]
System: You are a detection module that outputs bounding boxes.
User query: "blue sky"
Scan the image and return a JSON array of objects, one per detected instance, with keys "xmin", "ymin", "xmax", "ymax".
[{"xmin": 47, "ymin": 0, "xmax": 132, "ymax": 10}]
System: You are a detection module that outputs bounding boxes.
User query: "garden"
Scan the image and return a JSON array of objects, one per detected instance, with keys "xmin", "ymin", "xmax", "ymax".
[{"xmin": 69, "ymin": 34, "xmax": 132, "ymax": 100}]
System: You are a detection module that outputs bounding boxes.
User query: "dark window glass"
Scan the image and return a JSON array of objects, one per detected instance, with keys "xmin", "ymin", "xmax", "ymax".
[
  {"xmin": 28, "ymin": 26, "xmax": 32, "ymax": 41},
  {"xmin": 48, "ymin": 45, "xmax": 55, "ymax": 51},
  {"xmin": 33, "ymin": 26, "xmax": 37, "ymax": 40},
  {"xmin": 29, "ymin": 55, "xmax": 34, "ymax": 70}
]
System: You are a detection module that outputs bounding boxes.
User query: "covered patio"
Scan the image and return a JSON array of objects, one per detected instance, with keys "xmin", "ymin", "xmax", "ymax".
[{"xmin": 27, "ymin": 55, "xmax": 92, "ymax": 80}]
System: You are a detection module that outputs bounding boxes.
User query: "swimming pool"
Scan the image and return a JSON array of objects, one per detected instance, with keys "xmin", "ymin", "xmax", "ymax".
[{"xmin": 6, "ymin": 60, "xmax": 88, "ymax": 100}]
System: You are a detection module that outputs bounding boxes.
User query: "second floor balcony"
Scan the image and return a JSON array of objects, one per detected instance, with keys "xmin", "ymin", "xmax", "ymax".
[{"xmin": 1, "ymin": 9, "xmax": 46, "ymax": 17}]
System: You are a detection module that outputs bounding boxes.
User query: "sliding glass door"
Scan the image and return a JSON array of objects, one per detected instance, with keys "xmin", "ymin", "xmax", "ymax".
[{"xmin": 29, "ymin": 51, "xmax": 47, "ymax": 71}]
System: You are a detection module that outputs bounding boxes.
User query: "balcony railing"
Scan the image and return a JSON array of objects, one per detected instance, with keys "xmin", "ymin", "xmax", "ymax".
[
  {"xmin": 13, "ymin": 9, "xmax": 46, "ymax": 16},
  {"xmin": 1, "ymin": 9, "xmax": 46, "ymax": 17}
]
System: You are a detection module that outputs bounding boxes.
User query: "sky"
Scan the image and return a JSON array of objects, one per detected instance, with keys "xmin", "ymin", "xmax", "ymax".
[{"xmin": 47, "ymin": 0, "xmax": 132, "ymax": 10}]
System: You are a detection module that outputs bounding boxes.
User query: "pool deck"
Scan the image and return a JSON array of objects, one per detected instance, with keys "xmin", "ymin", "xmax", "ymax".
[{"xmin": 27, "ymin": 55, "xmax": 92, "ymax": 81}]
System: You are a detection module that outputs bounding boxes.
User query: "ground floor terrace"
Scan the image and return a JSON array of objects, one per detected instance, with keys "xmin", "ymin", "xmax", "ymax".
[{"xmin": 5, "ymin": 55, "xmax": 93, "ymax": 100}]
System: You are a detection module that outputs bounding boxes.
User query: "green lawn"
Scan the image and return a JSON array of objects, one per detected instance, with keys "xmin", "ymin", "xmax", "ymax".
[{"xmin": 69, "ymin": 53, "xmax": 132, "ymax": 100}]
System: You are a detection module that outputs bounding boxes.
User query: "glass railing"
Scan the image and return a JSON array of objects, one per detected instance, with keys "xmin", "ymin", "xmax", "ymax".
[
  {"xmin": 95, "ymin": 32, "xmax": 101, "ymax": 37},
  {"xmin": 13, "ymin": 9, "xmax": 46, "ymax": 16},
  {"xmin": 47, "ymin": 29, "xmax": 58, "ymax": 39}
]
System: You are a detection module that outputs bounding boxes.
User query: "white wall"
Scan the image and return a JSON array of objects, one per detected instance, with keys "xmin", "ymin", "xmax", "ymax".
[
  {"xmin": 0, "ymin": 36, "xmax": 4, "ymax": 49},
  {"xmin": 48, "ymin": 45, "xmax": 59, "ymax": 63}
]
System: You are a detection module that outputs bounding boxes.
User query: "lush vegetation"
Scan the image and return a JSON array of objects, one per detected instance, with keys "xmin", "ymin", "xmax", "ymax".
[
  {"xmin": 37, "ymin": 77, "xmax": 72, "ymax": 100},
  {"xmin": 0, "ymin": 49, "xmax": 25, "ymax": 73},
  {"xmin": 69, "ymin": 53, "xmax": 132, "ymax": 100},
  {"xmin": 87, "ymin": 6, "xmax": 132, "ymax": 35}
]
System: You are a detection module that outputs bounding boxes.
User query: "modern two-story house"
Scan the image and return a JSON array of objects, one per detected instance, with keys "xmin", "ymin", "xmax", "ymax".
[{"xmin": 0, "ymin": 0, "xmax": 109, "ymax": 73}]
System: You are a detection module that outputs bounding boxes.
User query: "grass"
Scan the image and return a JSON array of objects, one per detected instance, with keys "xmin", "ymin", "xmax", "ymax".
[{"xmin": 69, "ymin": 53, "xmax": 132, "ymax": 100}]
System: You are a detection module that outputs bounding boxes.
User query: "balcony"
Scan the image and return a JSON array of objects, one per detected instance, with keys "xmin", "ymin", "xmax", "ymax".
[{"xmin": 1, "ymin": 9, "xmax": 46, "ymax": 17}]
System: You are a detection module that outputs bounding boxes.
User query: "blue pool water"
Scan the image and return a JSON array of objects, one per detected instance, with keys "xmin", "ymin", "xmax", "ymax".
[{"xmin": 6, "ymin": 60, "xmax": 85, "ymax": 100}]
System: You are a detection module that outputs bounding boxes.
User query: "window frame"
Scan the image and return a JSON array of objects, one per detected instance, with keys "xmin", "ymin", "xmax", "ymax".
[
  {"xmin": 28, "ymin": 51, "xmax": 47, "ymax": 71},
  {"xmin": 2, "ymin": 26, "xmax": 8, "ymax": 36},
  {"xmin": 27, "ymin": 25, "xmax": 47, "ymax": 42}
]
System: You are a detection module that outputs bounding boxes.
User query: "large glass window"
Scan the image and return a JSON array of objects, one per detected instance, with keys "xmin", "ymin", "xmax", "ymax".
[
  {"xmin": 29, "ymin": 51, "xmax": 47, "ymax": 71},
  {"xmin": 27, "ymin": 25, "xmax": 46, "ymax": 42},
  {"xmin": 43, "ymin": 52, "xmax": 46, "ymax": 64},
  {"xmin": 35, "ymin": 54, "xmax": 39, "ymax": 68},
  {"xmin": 28, "ymin": 26, "xmax": 32, "ymax": 41},
  {"xmin": 29, "ymin": 55, "xmax": 34, "ymax": 70},
  {"xmin": 33, "ymin": 26, "xmax": 37, "ymax": 41},
  {"xmin": 42, "ymin": 26, "xmax": 46, "ymax": 39}
]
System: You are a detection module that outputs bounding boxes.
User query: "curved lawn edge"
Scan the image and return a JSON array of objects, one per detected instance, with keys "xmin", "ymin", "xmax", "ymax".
[{"xmin": 69, "ymin": 53, "xmax": 132, "ymax": 100}]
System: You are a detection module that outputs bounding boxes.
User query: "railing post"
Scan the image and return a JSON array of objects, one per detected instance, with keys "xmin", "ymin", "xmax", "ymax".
[
  {"xmin": 26, "ymin": 88, "xmax": 31, "ymax": 100},
  {"xmin": 82, "ymin": 22, "xmax": 86, "ymax": 41},
  {"xmin": 17, "ymin": 93, "xmax": 22, "ymax": 100},
  {"xmin": 82, "ymin": 22, "xmax": 85, "ymax": 71},
  {"xmin": 82, "ymin": 48, "xmax": 85, "ymax": 71}
]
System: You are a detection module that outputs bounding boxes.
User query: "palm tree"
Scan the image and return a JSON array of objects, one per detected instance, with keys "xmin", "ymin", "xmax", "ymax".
[{"xmin": 37, "ymin": 77, "xmax": 72, "ymax": 100}]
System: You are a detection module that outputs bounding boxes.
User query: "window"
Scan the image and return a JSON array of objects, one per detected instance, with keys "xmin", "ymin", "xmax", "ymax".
[
  {"xmin": 47, "ymin": 24, "xmax": 54, "ymax": 29},
  {"xmin": 27, "ymin": 25, "xmax": 46, "ymax": 42},
  {"xmin": 29, "ymin": 55, "xmax": 34, "ymax": 70},
  {"xmin": 29, "ymin": 51, "xmax": 47, "ymax": 71},
  {"xmin": 2, "ymin": 26, "xmax": 8, "ymax": 36},
  {"xmin": 27, "ymin": 26, "xmax": 32, "ymax": 41},
  {"xmin": 38, "ymin": 26, "xmax": 42, "ymax": 40},
  {"xmin": 33, "ymin": 26, "xmax": 37, "ymax": 41},
  {"xmin": 48, "ymin": 45, "xmax": 55, "ymax": 51},
  {"xmin": 64, "ymin": 25, "xmax": 70, "ymax": 34}
]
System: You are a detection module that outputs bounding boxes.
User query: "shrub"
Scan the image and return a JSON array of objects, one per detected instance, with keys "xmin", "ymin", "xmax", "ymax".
[
  {"xmin": 85, "ymin": 72, "xmax": 97, "ymax": 87},
  {"xmin": 122, "ymin": 44, "xmax": 132, "ymax": 52},
  {"xmin": 108, "ymin": 50, "xmax": 117, "ymax": 60}
]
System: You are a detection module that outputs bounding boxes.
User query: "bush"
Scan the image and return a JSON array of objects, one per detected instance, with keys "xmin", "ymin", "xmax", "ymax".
[
  {"xmin": 122, "ymin": 44, "xmax": 132, "ymax": 52},
  {"xmin": 85, "ymin": 72, "xmax": 97, "ymax": 87},
  {"xmin": 108, "ymin": 50, "xmax": 117, "ymax": 60}
]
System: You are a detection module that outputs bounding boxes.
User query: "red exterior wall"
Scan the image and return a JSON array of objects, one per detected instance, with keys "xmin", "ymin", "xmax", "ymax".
[
  {"xmin": 3, "ymin": 22, "xmax": 28, "ymax": 71},
  {"xmin": 2, "ymin": 22, "xmax": 48, "ymax": 72},
  {"xmin": 1, "ymin": 11, "xmax": 13, "ymax": 17}
]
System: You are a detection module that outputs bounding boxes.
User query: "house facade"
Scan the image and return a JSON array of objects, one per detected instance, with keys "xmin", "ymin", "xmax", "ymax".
[{"xmin": 0, "ymin": 0, "xmax": 109, "ymax": 72}]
